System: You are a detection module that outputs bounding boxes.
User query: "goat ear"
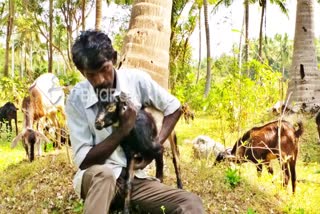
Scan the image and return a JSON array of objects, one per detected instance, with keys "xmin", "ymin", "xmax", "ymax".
[
  {"xmin": 11, "ymin": 131, "xmax": 26, "ymax": 148},
  {"xmin": 119, "ymin": 91, "xmax": 128, "ymax": 103},
  {"xmin": 35, "ymin": 131, "xmax": 51, "ymax": 144}
]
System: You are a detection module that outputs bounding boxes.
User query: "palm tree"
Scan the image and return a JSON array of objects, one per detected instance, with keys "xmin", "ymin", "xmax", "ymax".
[
  {"xmin": 258, "ymin": 0, "xmax": 288, "ymax": 61},
  {"xmin": 203, "ymin": 0, "xmax": 211, "ymax": 97},
  {"xmin": 120, "ymin": 0, "xmax": 173, "ymax": 89},
  {"xmin": 95, "ymin": 0, "xmax": 102, "ymax": 30},
  {"xmin": 286, "ymin": 0, "xmax": 320, "ymax": 111},
  {"xmin": 4, "ymin": 0, "xmax": 15, "ymax": 77},
  {"xmin": 48, "ymin": 0, "xmax": 53, "ymax": 73}
]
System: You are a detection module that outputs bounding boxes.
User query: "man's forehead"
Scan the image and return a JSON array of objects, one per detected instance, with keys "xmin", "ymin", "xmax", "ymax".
[{"xmin": 83, "ymin": 60, "xmax": 113, "ymax": 74}]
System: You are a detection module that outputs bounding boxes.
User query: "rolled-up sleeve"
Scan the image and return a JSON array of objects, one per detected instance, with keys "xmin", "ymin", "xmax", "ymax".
[
  {"xmin": 139, "ymin": 73, "xmax": 181, "ymax": 116},
  {"xmin": 65, "ymin": 97, "xmax": 93, "ymax": 168}
]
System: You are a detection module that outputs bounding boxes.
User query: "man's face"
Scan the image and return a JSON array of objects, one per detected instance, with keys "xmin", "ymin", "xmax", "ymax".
[{"xmin": 82, "ymin": 60, "xmax": 115, "ymax": 91}]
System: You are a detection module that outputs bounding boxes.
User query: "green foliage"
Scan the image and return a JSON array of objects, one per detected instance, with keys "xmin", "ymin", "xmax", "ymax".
[
  {"xmin": 225, "ymin": 167, "xmax": 241, "ymax": 188},
  {"xmin": 247, "ymin": 208, "xmax": 257, "ymax": 214},
  {"xmin": 57, "ymin": 71, "xmax": 82, "ymax": 86},
  {"xmin": 0, "ymin": 77, "xmax": 29, "ymax": 104}
]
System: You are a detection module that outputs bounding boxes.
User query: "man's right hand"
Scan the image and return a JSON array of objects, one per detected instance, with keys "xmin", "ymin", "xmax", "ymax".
[{"xmin": 118, "ymin": 101, "xmax": 137, "ymax": 135}]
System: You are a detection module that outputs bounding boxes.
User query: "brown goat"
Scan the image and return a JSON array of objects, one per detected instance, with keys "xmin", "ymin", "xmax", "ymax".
[
  {"xmin": 11, "ymin": 128, "xmax": 50, "ymax": 161},
  {"xmin": 316, "ymin": 112, "xmax": 320, "ymax": 144},
  {"xmin": 12, "ymin": 74, "xmax": 65, "ymax": 162},
  {"xmin": 181, "ymin": 103, "xmax": 194, "ymax": 124},
  {"xmin": 216, "ymin": 120, "xmax": 303, "ymax": 193}
]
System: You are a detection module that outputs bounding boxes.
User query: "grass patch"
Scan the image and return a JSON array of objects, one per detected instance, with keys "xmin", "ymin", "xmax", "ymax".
[{"xmin": 0, "ymin": 113, "xmax": 320, "ymax": 213}]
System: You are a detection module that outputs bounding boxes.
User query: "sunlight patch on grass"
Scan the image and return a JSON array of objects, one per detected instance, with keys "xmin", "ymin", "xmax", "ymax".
[{"xmin": 0, "ymin": 142, "xmax": 26, "ymax": 171}]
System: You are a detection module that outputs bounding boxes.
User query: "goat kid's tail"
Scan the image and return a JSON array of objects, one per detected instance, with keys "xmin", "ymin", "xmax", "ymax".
[{"xmin": 294, "ymin": 121, "xmax": 304, "ymax": 138}]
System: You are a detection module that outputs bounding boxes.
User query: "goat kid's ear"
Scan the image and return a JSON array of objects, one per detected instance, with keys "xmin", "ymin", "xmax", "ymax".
[
  {"xmin": 119, "ymin": 91, "xmax": 128, "ymax": 103},
  {"xmin": 11, "ymin": 131, "xmax": 26, "ymax": 148}
]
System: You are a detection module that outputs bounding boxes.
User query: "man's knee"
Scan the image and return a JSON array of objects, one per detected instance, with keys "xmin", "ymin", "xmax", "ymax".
[{"xmin": 87, "ymin": 165, "xmax": 115, "ymax": 181}]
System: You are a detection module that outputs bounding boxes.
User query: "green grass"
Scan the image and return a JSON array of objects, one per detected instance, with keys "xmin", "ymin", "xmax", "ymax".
[{"xmin": 0, "ymin": 113, "xmax": 320, "ymax": 213}]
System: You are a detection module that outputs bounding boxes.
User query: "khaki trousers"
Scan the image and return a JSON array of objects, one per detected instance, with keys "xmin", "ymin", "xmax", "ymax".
[{"xmin": 81, "ymin": 164, "xmax": 204, "ymax": 214}]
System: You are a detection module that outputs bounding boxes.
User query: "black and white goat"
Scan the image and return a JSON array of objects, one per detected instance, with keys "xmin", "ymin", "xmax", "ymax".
[{"xmin": 95, "ymin": 92, "xmax": 182, "ymax": 214}]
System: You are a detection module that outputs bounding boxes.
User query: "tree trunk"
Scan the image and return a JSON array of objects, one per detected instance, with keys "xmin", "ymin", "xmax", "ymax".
[
  {"xmin": 120, "ymin": 0, "xmax": 173, "ymax": 89},
  {"xmin": 48, "ymin": 0, "xmax": 53, "ymax": 73},
  {"xmin": 82, "ymin": 0, "xmax": 86, "ymax": 31},
  {"xmin": 286, "ymin": 0, "xmax": 320, "ymax": 112},
  {"xmin": 196, "ymin": 6, "xmax": 201, "ymax": 84},
  {"xmin": 203, "ymin": 0, "xmax": 211, "ymax": 97},
  {"xmin": 258, "ymin": 0, "xmax": 266, "ymax": 61},
  {"xmin": 4, "ymin": 0, "xmax": 15, "ymax": 77},
  {"xmin": 244, "ymin": 0, "xmax": 249, "ymax": 74},
  {"xmin": 95, "ymin": 0, "xmax": 102, "ymax": 31}
]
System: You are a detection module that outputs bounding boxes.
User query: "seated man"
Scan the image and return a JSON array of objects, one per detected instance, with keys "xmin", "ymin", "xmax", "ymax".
[{"xmin": 66, "ymin": 30, "xmax": 204, "ymax": 214}]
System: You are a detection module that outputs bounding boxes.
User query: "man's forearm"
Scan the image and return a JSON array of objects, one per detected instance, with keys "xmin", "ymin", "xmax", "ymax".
[
  {"xmin": 79, "ymin": 129, "xmax": 125, "ymax": 170},
  {"xmin": 158, "ymin": 107, "xmax": 182, "ymax": 145}
]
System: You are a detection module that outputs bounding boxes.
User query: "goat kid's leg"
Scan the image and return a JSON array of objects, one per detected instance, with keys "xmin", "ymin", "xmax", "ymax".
[
  {"xmin": 169, "ymin": 132, "xmax": 183, "ymax": 189},
  {"xmin": 155, "ymin": 153, "xmax": 164, "ymax": 183},
  {"xmin": 123, "ymin": 156, "xmax": 135, "ymax": 214}
]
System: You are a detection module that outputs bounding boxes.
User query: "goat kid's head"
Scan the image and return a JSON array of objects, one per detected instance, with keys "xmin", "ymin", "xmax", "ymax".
[
  {"xmin": 11, "ymin": 128, "xmax": 50, "ymax": 162},
  {"xmin": 95, "ymin": 91, "xmax": 129, "ymax": 130}
]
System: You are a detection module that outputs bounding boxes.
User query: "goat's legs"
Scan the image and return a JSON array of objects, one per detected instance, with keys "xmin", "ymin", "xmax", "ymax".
[
  {"xmin": 155, "ymin": 153, "xmax": 164, "ymax": 182},
  {"xmin": 123, "ymin": 155, "xmax": 135, "ymax": 214},
  {"xmin": 289, "ymin": 160, "xmax": 297, "ymax": 193},
  {"xmin": 317, "ymin": 124, "xmax": 320, "ymax": 144},
  {"xmin": 256, "ymin": 164, "xmax": 263, "ymax": 177},
  {"xmin": 169, "ymin": 132, "xmax": 183, "ymax": 189}
]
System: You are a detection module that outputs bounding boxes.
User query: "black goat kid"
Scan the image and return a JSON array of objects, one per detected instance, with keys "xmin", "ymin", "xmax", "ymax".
[{"xmin": 95, "ymin": 92, "xmax": 167, "ymax": 214}]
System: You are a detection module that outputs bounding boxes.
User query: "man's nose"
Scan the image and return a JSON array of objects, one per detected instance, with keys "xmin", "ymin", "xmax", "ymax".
[{"xmin": 94, "ymin": 73, "xmax": 105, "ymax": 86}]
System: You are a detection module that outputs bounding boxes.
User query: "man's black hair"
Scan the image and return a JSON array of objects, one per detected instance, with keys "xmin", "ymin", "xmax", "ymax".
[{"xmin": 71, "ymin": 30, "xmax": 117, "ymax": 71}]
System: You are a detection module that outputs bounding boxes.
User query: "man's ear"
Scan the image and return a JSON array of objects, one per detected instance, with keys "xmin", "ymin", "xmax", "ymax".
[{"xmin": 112, "ymin": 51, "xmax": 118, "ymax": 65}]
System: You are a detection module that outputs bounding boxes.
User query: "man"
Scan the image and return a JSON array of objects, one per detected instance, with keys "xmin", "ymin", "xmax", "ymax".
[{"xmin": 66, "ymin": 30, "xmax": 204, "ymax": 214}]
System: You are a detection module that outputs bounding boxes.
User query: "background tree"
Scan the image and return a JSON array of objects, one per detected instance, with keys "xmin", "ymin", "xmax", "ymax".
[
  {"xmin": 4, "ymin": 0, "xmax": 15, "ymax": 77},
  {"xmin": 95, "ymin": 0, "xmax": 102, "ymax": 30},
  {"xmin": 120, "ymin": 0, "xmax": 173, "ymax": 89},
  {"xmin": 203, "ymin": 0, "xmax": 212, "ymax": 97},
  {"xmin": 286, "ymin": 0, "xmax": 320, "ymax": 111}
]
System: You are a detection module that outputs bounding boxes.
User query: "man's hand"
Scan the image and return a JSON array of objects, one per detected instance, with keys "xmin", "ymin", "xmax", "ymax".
[{"xmin": 118, "ymin": 101, "xmax": 137, "ymax": 136}]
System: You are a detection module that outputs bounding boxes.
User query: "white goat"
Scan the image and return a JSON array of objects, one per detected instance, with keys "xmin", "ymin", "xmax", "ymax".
[{"xmin": 192, "ymin": 135, "xmax": 226, "ymax": 159}]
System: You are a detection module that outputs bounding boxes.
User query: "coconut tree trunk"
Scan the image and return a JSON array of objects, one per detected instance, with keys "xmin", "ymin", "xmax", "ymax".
[
  {"xmin": 48, "ymin": 0, "xmax": 53, "ymax": 73},
  {"xmin": 82, "ymin": 0, "xmax": 86, "ymax": 31},
  {"xmin": 4, "ymin": 0, "xmax": 15, "ymax": 77},
  {"xmin": 196, "ymin": 6, "xmax": 201, "ymax": 84},
  {"xmin": 286, "ymin": 0, "xmax": 320, "ymax": 112},
  {"xmin": 120, "ymin": 0, "xmax": 172, "ymax": 89},
  {"xmin": 258, "ymin": 0, "xmax": 266, "ymax": 61},
  {"xmin": 95, "ymin": 0, "xmax": 102, "ymax": 31},
  {"xmin": 244, "ymin": 0, "xmax": 249, "ymax": 74},
  {"xmin": 203, "ymin": 0, "xmax": 211, "ymax": 97}
]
